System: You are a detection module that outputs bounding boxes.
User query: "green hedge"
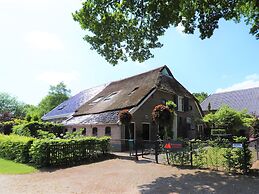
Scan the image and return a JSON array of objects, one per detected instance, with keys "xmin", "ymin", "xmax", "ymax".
[
  {"xmin": 193, "ymin": 137, "xmax": 251, "ymax": 173},
  {"xmin": 211, "ymin": 129, "xmax": 226, "ymax": 136},
  {"xmin": 30, "ymin": 136, "xmax": 110, "ymax": 167},
  {"xmin": 0, "ymin": 134, "xmax": 34, "ymax": 163},
  {"xmin": 0, "ymin": 119, "xmax": 26, "ymax": 135},
  {"xmin": 12, "ymin": 121, "xmax": 64, "ymax": 138}
]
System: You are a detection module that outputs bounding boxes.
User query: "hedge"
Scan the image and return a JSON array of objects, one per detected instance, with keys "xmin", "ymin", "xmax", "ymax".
[
  {"xmin": 12, "ymin": 121, "xmax": 64, "ymax": 138},
  {"xmin": 192, "ymin": 137, "xmax": 251, "ymax": 173},
  {"xmin": 30, "ymin": 136, "xmax": 110, "ymax": 167},
  {"xmin": 0, "ymin": 119, "xmax": 26, "ymax": 135},
  {"xmin": 0, "ymin": 134, "xmax": 34, "ymax": 163}
]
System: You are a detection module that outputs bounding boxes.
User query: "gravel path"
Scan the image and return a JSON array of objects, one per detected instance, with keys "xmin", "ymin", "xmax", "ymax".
[{"xmin": 0, "ymin": 159, "xmax": 259, "ymax": 194}]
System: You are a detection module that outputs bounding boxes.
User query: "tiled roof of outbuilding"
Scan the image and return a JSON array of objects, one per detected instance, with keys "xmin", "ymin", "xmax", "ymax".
[
  {"xmin": 63, "ymin": 110, "xmax": 119, "ymax": 126},
  {"xmin": 201, "ymin": 87, "xmax": 259, "ymax": 116}
]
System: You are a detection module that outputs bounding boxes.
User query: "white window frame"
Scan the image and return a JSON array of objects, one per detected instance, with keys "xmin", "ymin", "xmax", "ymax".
[
  {"xmin": 104, "ymin": 92, "xmax": 118, "ymax": 101},
  {"xmin": 178, "ymin": 96, "xmax": 184, "ymax": 112},
  {"xmin": 92, "ymin": 96, "xmax": 104, "ymax": 103}
]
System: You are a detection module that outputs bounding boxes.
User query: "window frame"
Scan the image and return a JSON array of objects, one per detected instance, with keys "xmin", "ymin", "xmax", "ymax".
[
  {"xmin": 92, "ymin": 127, "xmax": 98, "ymax": 136},
  {"xmin": 105, "ymin": 126, "xmax": 111, "ymax": 136},
  {"xmin": 104, "ymin": 92, "xmax": 118, "ymax": 101}
]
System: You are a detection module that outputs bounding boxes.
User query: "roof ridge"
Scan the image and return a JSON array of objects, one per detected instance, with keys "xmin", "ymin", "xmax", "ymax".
[
  {"xmin": 214, "ymin": 86, "xmax": 259, "ymax": 95},
  {"xmin": 110, "ymin": 65, "xmax": 166, "ymax": 84}
]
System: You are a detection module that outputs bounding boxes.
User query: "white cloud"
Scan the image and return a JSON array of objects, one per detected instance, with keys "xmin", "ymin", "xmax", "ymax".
[
  {"xmin": 175, "ymin": 23, "xmax": 187, "ymax": 37},
  {"xmin": 216, "ymin": 74, "xmax": 259, "ymax": 93},
  {"xmin": 37, "ymin": 71, "xmax": 79, "ymax": 85},
  {"xmin": 25, "ymin": 31, "xmax": 64, "ymax": 51}
]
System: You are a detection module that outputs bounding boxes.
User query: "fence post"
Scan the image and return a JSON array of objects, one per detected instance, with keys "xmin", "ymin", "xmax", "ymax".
[
  {"xmin": 243, "ymin": 141, "xmax": 248, "ymax": 174},
  {"xmin": 135, "ymin": 140, "xmax": 138, "ymax": 161},
  {"xmin": 141, "ymin": 141, "xmax": 144, "ymax": 158},
  {"xmin": 257, "ymin": 139, "xmax": 259, "ymax": 160},
  {"xmin": 155, "ymin": 140, "xmax": 158, "ymax": 164},
  {"xmin": 190, "ymin": 141, "xmax": 193, "ymax": 168}
]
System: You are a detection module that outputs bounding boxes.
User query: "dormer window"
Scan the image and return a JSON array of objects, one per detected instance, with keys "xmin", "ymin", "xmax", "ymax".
[
  {"xmin": 128, "ymin": 87, "xmax": 139, "ymax": 95},
  {"xmin": 104, "ymin": 92, "xmax": 117, "ymax": 101},
  {"xmin": 92, "ymin": 96, "xmax": 104, "ymax": 103}
]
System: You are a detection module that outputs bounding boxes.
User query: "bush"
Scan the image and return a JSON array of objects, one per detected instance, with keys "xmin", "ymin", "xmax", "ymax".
[
  {"xmin": 30, "ymin": 136, "xmax": 110, "ymax": 167},
  {"xmin": 0, "ymin": 119, "xmax": 26, "ymax": 135},
  {"xmin": 193, "ymin": 136, "xmax": 251, "ymax": 173},
  {"xmin": 12, "ymin": 121, "xmax": 64, "ymax": 138},
  {"xmin": 211, "ymin": 129, "xmax": 226, "ymax": 136},
  {"xmin": 0, "ymin": 134, "xmax": 34, "ymax": 163}
]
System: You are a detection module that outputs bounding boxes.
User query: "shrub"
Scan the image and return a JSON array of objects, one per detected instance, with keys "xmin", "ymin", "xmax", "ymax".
[
  {"xmin": 211, "ymin": 129, "xmax": 226, "ymax": 136},
  {"xmin": 37, "ymin": 130, "xmax": 56, "ymax": 139},
  {"xmin": 30, "ymin": 136, "xmax": 110, "ymax": 167},
  {"xmin": 0, "ymin": 119, "xmax": 27, "ymax": 135},
  {"xmin": 0, "ymin": 134, "xmax": 34, "ymax": 163},
  {"xmin": 12, "ymin": 121, "xmax": 64, "ymax": 138},
  {"xmin": 193, "ymin": 136, "xmax": 251, "ymax": 173},
  {"xmin": 63, "ymin": 128, "xmax": 84, "ymax": 139}
]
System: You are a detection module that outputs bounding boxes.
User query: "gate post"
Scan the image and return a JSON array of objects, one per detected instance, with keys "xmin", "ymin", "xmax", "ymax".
[
  {"xmin": 155, "ymin": 140, "xmax": 159, "ymax": 164},
  {"xmin": 190, "ymin": 141, "xmax": 193, "ymax": 168},
  {"xmin": 135, "ymin": 139, "xmax": 138, "ymax": 161}
]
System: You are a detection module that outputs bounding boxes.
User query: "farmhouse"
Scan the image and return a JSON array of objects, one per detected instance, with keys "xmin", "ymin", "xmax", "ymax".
[
  {"xmin": 201, "ymin": 87, "xmax": 259, "ymax": 117},
  {"xmin": 43, "ymin": 66, "xmax": 203, "ymax": 143}
]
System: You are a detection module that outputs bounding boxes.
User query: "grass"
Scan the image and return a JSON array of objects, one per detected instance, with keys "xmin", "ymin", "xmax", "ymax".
[{"xmin": 0, "ymin": 158, "xmax": 38, "ymax": 174}]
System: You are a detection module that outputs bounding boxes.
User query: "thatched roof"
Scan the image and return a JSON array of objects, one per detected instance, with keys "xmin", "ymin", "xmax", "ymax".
[{"xmin": 74, "ymin": 66, "xmax": 164, "ymax": 116}]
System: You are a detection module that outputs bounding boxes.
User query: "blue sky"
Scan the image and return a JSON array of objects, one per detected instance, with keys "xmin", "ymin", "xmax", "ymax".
[{"xmin": 0, "ymin": 0, "xmax": 258, "ymax": 105}]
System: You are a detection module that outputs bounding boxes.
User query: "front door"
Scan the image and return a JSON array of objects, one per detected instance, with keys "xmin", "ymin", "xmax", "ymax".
[
  {"xmin": 124, "ymin": 123, "xmax": 135, "ymax": 151},
  {"xmin": 142, "ymin": 123, "xmax": 150, "ymax": 140},
  {"xmin": 125, "ymin": 123, "xmax": 135, "ymax": 139}
]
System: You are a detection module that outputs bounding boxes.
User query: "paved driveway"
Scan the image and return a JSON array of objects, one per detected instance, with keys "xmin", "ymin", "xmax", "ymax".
[{"xmin": 0, "ymin": 159, "xmax": 259, "ymax": 194}]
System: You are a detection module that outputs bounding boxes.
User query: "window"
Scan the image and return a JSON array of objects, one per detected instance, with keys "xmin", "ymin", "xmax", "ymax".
[
  {"xmin": 128, "ymin": 87, "xmax": 139, "ymax": 95},
  {"xmin": 92, "ymin": 127, "xmax": 98, "ymax": 136},
  {"xmin": 92, "ymin": 96, "xmax": 104, "ymax": 103},
  {"xmin": 105, "ymin": 127, "xmax": 111, "ymax": 136},
  {"xmin": 178, "ymin": 96, "xmax": 184, "ymax": 111},
  {"xmin": 142, "ymin": 123, "xmax": 150, "ymax": 140},
  {"xmin": 82, "ymin": 128, "xmax": 86, "ymax": 135},
  {"xmin": 72, "ymin": 128, "xmax": 76, "ymax": 132},
  {"xmin": 104, "ymin": 92, "xmax": 117, "ymax": 101}
]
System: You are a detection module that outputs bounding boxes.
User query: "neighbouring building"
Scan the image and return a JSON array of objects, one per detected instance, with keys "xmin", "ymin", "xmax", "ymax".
[
  {"xmin": 43, "ymin": 66, "xmax": 203, "ymax": 149},
  {"xmin": 201, "ymin": 87, "xmax": 259, "ymax": 117}
]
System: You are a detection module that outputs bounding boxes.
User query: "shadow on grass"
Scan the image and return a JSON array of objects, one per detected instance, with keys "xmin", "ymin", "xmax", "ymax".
[{"xmin": 138, "ymin": 170, "xmax": 259, "ymax": 194}]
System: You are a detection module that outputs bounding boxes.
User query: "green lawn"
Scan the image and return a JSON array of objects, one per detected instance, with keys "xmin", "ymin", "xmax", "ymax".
[{"xmin": 0, "ymin": 158, "xmax": 38, "ymax": 174}]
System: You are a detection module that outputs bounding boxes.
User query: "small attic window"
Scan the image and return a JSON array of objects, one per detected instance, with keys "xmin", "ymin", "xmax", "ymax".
[
  {"xmin": 104, "ymin": 92, "xmax": 117, "ymax": 101},
  {"xmin": 128, "ymin": 87, "xmax": 139, "ymax": 95},
  {"xmin": 92, "ymin": 96, "xmax": 104, "ymax": 103},
  {"xmin": 161, "ymin": 68, "xmax": 172, "ymax": 77}
]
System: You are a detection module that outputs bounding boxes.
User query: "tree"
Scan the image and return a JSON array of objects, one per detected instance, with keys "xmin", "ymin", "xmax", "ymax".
[
  {"xmin": 39, "ymin": 82, "xmax": 71, "ymax": 116},
  {"xmin": 0, "ymin": 92, "xmax": 26, "ymax": 120},
  {"xmin": 193, "ymin": 92, "xmax": 209, "ymax": 103},
  {"xmin": 203, "ymin": 106, "xmax": 255, "ymax": 135},
  {"xmin": 26, "ymin": 82, "xmax": 71, "ymax": 119},
  {"xmin": 73, "ymin": 0, "xmax": 258, "ymax": 65}
]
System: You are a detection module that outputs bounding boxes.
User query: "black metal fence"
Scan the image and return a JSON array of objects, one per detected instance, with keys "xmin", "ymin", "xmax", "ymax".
[{"xmin": 110, "ymin": 138, "xmax": 256, "ymax": 173}]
